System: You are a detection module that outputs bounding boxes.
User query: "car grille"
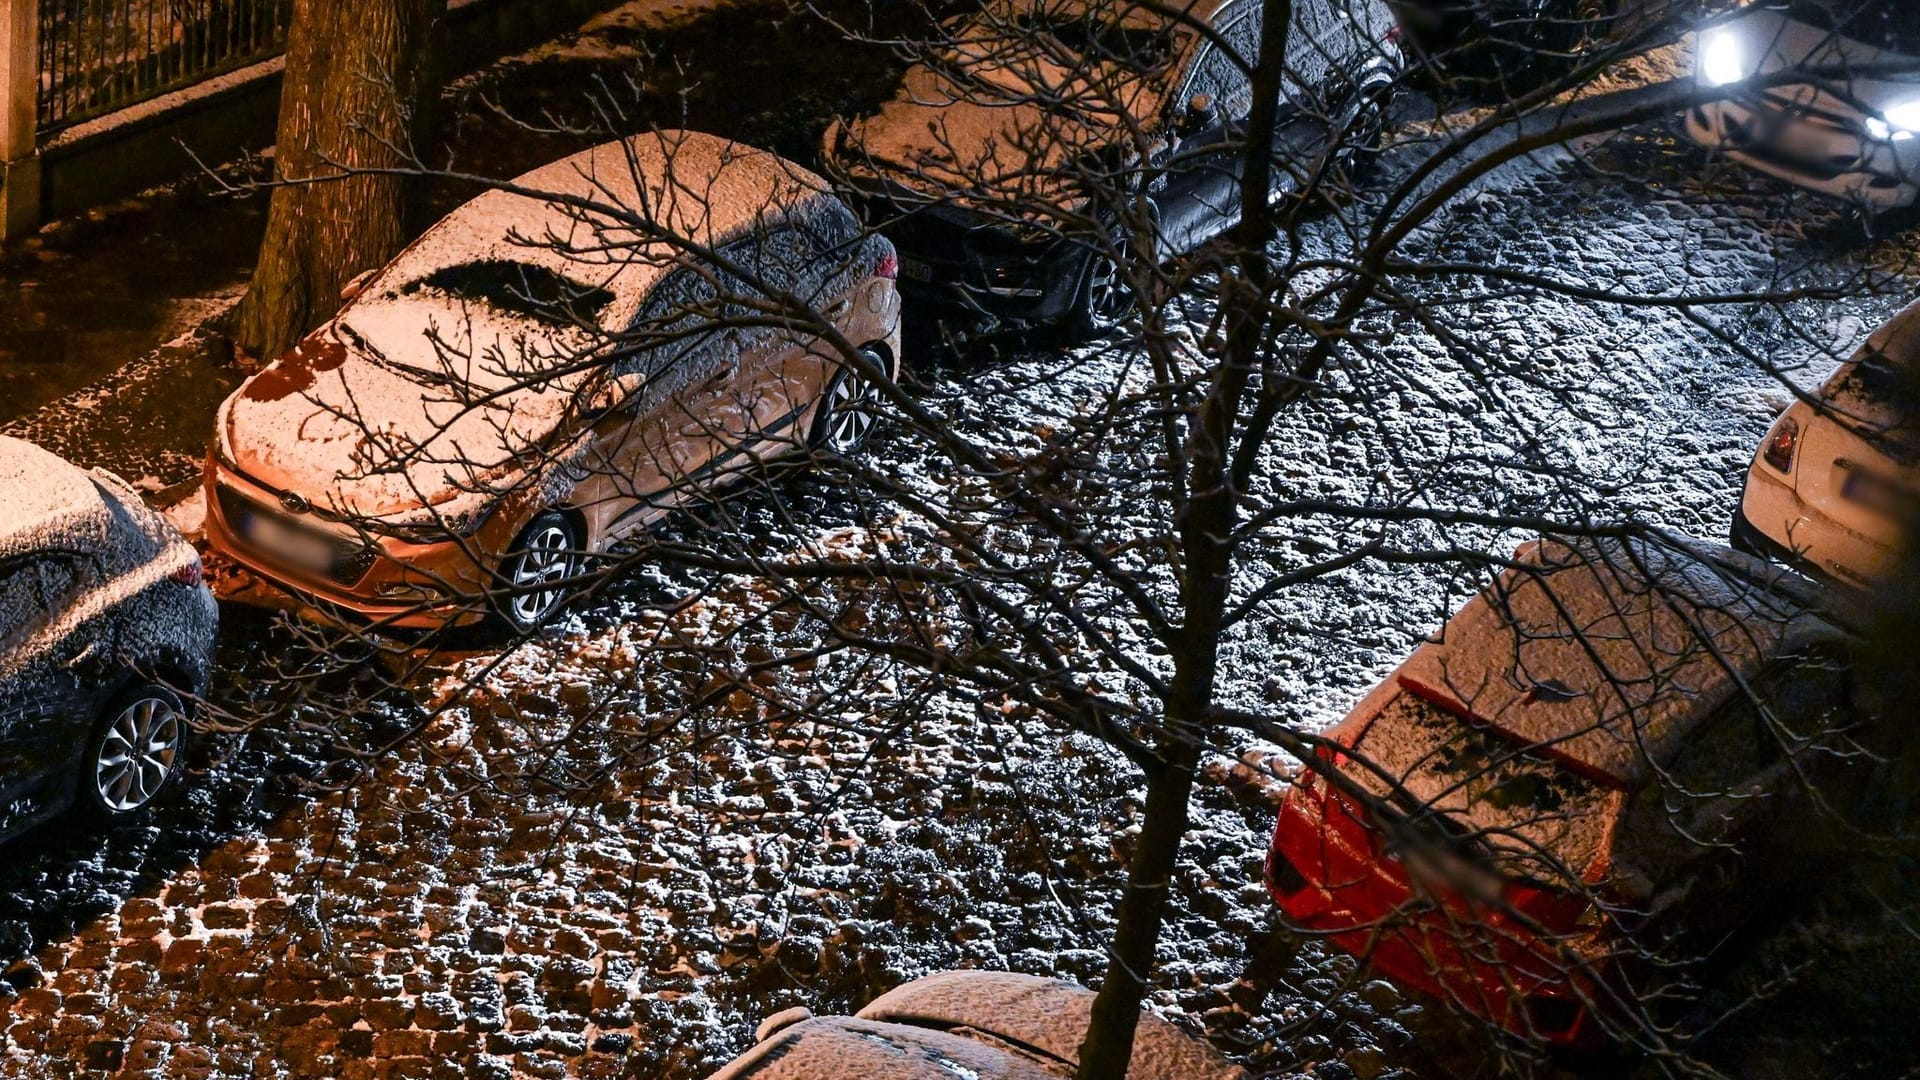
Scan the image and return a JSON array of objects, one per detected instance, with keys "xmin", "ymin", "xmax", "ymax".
[{"xmin": 217, "ymin": 487, "xmax": 377, "ymax": 587}]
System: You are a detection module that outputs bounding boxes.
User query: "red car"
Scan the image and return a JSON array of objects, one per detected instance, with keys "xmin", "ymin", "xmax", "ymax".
[{"xmin": 1266, "ymin": 535, "xmax": 1864, "ymax": 1046}]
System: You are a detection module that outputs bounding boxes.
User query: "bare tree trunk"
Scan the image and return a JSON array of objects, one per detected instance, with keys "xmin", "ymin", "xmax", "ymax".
[
  {"xmin": 1076, "ymin": 751, "xmax": 1199, "ymax": 1079},
  {"xmin": 1075, "ymin": 5, "xmax": 1295, "ymax": 1077},
  {"xmin": 233, "ymin": 0, "xmax": 442, "ymax": 360}
]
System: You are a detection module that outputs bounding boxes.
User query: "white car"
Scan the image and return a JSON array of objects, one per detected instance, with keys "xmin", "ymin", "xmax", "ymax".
[
  {"xmin": 705, "ymin": 971, "xmax": 1244, "ymax": 1080},
  {"xmin": 1684, "ymin": 1, "xmax": 1920, "ymax": 210},
  {"xmin": 1734, "ymin": 299, "xmax": 1919, "ymax": 587}
]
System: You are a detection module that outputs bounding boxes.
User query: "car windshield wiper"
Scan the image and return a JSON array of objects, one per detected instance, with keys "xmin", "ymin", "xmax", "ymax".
[{"xmin": 338, "ymin": 322, "xmax": 462, "ymax": 390}]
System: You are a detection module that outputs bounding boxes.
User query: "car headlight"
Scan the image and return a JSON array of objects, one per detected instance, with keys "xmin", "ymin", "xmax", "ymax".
[
  {"xmin": 1699, "ymin": 27, "xmax": 1749, "ymax": 87},
  {"xmin": 1866, "ymin": 100, "xmax": 1920, "ymax": 142}
]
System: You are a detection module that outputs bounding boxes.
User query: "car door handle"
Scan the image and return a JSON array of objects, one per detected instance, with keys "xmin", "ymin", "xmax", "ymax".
[{"xmin": 62, "ymin": 641, "xmax": 112, "ymax": 679}]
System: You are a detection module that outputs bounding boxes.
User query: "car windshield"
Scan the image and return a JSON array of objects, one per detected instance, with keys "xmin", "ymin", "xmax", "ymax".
[
  {"xmin": 1346, "ymin": 690, "xmax": 1615, "ymax": 887},
  {"xmin": 1785, "ymin": 0, "xmax": 1920, "ymax": 54}
]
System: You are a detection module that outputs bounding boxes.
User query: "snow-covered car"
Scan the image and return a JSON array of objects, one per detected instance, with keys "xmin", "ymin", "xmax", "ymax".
[
  {"xmin": 1265, "ymin": 534, "xmax": 1868, "ymax": 1046},
  {"xmin": 0, "ymin": 437, "xmax": 217, "ymax": 841},
  {"xmin": 1733, "ymin": 299, "xmax": 1918, "ymax": 587},
  {"xmin": 205, "ymin": 131, "xmax": 902, "ymax": 634},
  {"xmin": 704, "ymin": 970, "xmax": 1245, "ymax": 1079},
  {"xmin": 1684, "ymin": 0, "xmax": 1920, "ymax": 210},
  {"xmin": 823, "ymin": 0, "xmax": 1401, "ymax": 340}
]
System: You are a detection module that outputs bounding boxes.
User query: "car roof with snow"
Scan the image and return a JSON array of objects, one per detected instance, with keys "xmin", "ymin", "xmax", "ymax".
[
  {"xmin": 706, "ymin": 971, "xmax": 1246, "ymax": 1080},
  {"xmin": 0, "ymin": 436, "xmax": 116, "ymax": 561},
  {"xmin": 1389, "ymin": 535, "xmax": 1844, "ymax": 790},
  {"xmin": 366, "ymin": 130, "xmax": 845, "ymax": 329}
]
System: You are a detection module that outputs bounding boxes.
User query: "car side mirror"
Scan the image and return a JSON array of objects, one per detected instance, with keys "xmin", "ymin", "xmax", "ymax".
[
  {"xmin": 1176, "ymin": 93, "xmax": 1216, "ymax": 137},
  {"xmin": 339, "ymin": 268, "xmax": 378, "ymax": 303},
  {"xmin": 592, "ymin": 369, "xmax": 649, "ymax": 411}
]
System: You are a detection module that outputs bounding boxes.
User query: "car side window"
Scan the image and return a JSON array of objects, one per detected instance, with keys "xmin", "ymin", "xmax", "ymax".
[
  {"xmin": 614, "ymin": 206, "xmax": 866, "ymax": 397},
  {"xmin": 1673, "ymin": 649, "xmax": 1854, "ymax": 791},
  {"xmin": 1181, "ymin": 10, "xmax": 1258, "ymax": 123},
  {"xmin": 0, "ymin": 559, "xmax": 53, "ymax": 647}
]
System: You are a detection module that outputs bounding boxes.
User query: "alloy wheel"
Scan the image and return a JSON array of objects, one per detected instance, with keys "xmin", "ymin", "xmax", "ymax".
[
  {"xmin": 821, "ymin": 360, "xmax": 881, "ymax": 454},
  {"xmin": 1084, "ymin": 243, "xmax": 1135, "ymax": 330},
  {"xmin": 94, "ymin": 695, "xmax": 183, "ymax": 814},
  {"xmin": 507, "ymin": 523, "xmax": 575, "ymax": 627}
]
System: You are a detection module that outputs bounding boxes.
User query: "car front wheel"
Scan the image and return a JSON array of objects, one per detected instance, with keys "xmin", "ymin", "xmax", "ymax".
[
  {"xmin": 80, "ymin": 684, "xmax": 188, "ymax": 821},
  {"xmin": 495, "ymin": 511, "xmax": 582, "ymax": 633}
]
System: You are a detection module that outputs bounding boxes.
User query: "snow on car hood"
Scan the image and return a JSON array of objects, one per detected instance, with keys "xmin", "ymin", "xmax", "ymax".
[
  {"xmin": 835, "ymin": 28, "xmax": 1172, "ymax": 211},
  {"xmin": 1716, "ymin": 4, "xmax": 1920, "ymax": 115},
  {"xmin": 1393, "ymin": 536, "xmax": 1838, "ymax": 790},
  {"xmin": 218, "ymin": 328, "xmax": 589, "ymax": 526},
  {"xmin": 0, "ymin": 437, "xmax": 206, "ymax": 683}
]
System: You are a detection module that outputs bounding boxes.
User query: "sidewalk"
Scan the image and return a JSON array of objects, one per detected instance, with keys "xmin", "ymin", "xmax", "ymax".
[{"xmin": 0, "ymin": 183, "xmax": 261, "ymax": 430}]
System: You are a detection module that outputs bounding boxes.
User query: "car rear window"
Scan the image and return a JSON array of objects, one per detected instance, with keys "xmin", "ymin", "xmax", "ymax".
[{"xmin": 1346, "ymin": 690, "xmax": 1616, "ymax": 886}]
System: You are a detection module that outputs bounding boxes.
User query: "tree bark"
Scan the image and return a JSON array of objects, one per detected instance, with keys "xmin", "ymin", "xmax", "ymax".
[
  {"xmin": 1074, "ymin": 4, "xmax": 1292, "ymax": 1077},
  {"xmin": 233, "ymin": 0, "xmax": 442, "ymax": 360}
]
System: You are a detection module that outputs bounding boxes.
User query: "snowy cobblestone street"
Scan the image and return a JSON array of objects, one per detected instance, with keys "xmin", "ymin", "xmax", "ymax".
[{"xmin": 0, "ymin": 4, "xmax": 1917, "ymax": 1079}]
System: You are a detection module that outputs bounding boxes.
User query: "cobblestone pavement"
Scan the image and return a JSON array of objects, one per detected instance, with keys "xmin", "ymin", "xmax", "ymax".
[{"xmin": 3, "ymin": 10, "xmax": 1920, "ymax": 1080}]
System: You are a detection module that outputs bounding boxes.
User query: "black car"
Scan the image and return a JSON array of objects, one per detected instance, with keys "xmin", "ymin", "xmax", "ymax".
[
  {"xmin": 823, "ymin": 0, "xmax": 1402, "ymax": 341},
  {"xmin": 1387, "ymin": 0, "xmax": 1656, "ymax": 89},
  {"xmin": 0, "ymin": 437, "xmax": 218, "ymax": 841}
]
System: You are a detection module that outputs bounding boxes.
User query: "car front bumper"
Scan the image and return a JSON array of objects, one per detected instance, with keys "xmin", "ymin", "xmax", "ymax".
[
  {"xmin": 1684, "ymin": 96, "xmax": 1920, "ymax": 211},
  {"xmin": 1266, "ymin": 779, "xmax": 1604, "ymax": 1047},
  {"xmin": 202, "ymin": 457, "xmax": 498, "ymax": 632}
]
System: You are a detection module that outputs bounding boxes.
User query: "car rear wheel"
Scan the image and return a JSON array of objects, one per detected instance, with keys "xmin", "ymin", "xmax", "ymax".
[
  {"xmin": 80, "ymin": 684, "xmax": 188, "ymax": 821},
  {"xmin": 809, "ymin": 352, "xmax": 884, "ymax": 455},
  {"xmin": 496, "ymin": 511, "xmax": 582, "ymax": 633}
]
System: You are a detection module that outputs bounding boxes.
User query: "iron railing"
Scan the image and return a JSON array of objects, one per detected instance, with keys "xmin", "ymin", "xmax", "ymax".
[{"xmin": 37, "ymin": 0, "xmax": 293, "ymax": 132}]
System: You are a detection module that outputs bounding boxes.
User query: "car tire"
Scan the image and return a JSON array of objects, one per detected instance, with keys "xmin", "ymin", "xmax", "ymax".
[
  {"xmin": 77, "ymin": 683, "xmax": 190, "ymax": 822},
  {"xmin": 493, "ymin": 510, "xmax": 582, "ymax": 634},
  {"xmin": 809, "ymin": 351, "xmax": 885, "ymax": 455},
  {"xmin": 1063, "ymin": 229, "xmax": 1137, "ymax": 344}
]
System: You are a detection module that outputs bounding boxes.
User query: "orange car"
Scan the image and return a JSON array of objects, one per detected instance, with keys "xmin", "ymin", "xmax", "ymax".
[{"xmin": 206, "ymin": 131, "xmax": 902, "ymax": 632}]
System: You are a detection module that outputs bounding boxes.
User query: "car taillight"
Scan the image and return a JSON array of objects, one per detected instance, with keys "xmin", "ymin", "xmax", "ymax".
[
  {"xmin": 875, "ymin": 252, "xmax": 898, "ymax": 280},
  {"xmin": 1762, "ymin": 416, "xmax": 1799, "ymax": 473},
  {"xmin": 171, "ymin": 557, "xmax": 203, "ymax": 587}
]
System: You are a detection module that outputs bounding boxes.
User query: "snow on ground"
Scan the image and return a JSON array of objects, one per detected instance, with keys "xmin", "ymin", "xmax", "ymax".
[{"xmin": 4, "ymin": 16, "xmax": 1920, "ymax": 1080}]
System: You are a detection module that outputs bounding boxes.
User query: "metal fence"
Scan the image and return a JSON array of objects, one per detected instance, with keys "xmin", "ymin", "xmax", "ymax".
[{"xmin": 37, "ymin": 0, "xmax": 293, "ymax": 132}]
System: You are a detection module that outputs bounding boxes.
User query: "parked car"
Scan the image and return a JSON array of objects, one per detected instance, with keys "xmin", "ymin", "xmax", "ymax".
[
  {"xmin": 206, "ymin": 131, "xmax": 901, "ymax": 634},
  {"xmin": 1734, "ymin": 298, "xmax": 1918, "ymax": 587},
  {"xmin": 1387, "ymin": 0, "xmax": 1648, "ymax": 88},
  {"xmin": 1684, "ymin": 0, "xmax": 1920, "ymax": 210},
  {"xmin": 704, "ymin": 970, "xmax": 1245, "ymax": 1079},
  {"xmin": 1266, "ymin": 534, "xmax": 1868, "ymax": 1046},
  {"xmin": 0, "ymin": 437, "xmax": 217, "ymax": 841},
  {"xmin": 823, "ymin": 0, "xmax": 1402, "ymax": 340}
]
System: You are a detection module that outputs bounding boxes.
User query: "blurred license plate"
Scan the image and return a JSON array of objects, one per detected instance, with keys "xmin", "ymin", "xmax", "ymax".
[
  {"xmin": 242, "ymin": 510, "xmax": 337, "ymax": 572},
  {"xmin": 1840, "ymin": 466, "xmax": 1917, "ymax": 520},
  {"xmin": 898, "ymin": 257, "xmax": 934, "ymax": 283}
]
